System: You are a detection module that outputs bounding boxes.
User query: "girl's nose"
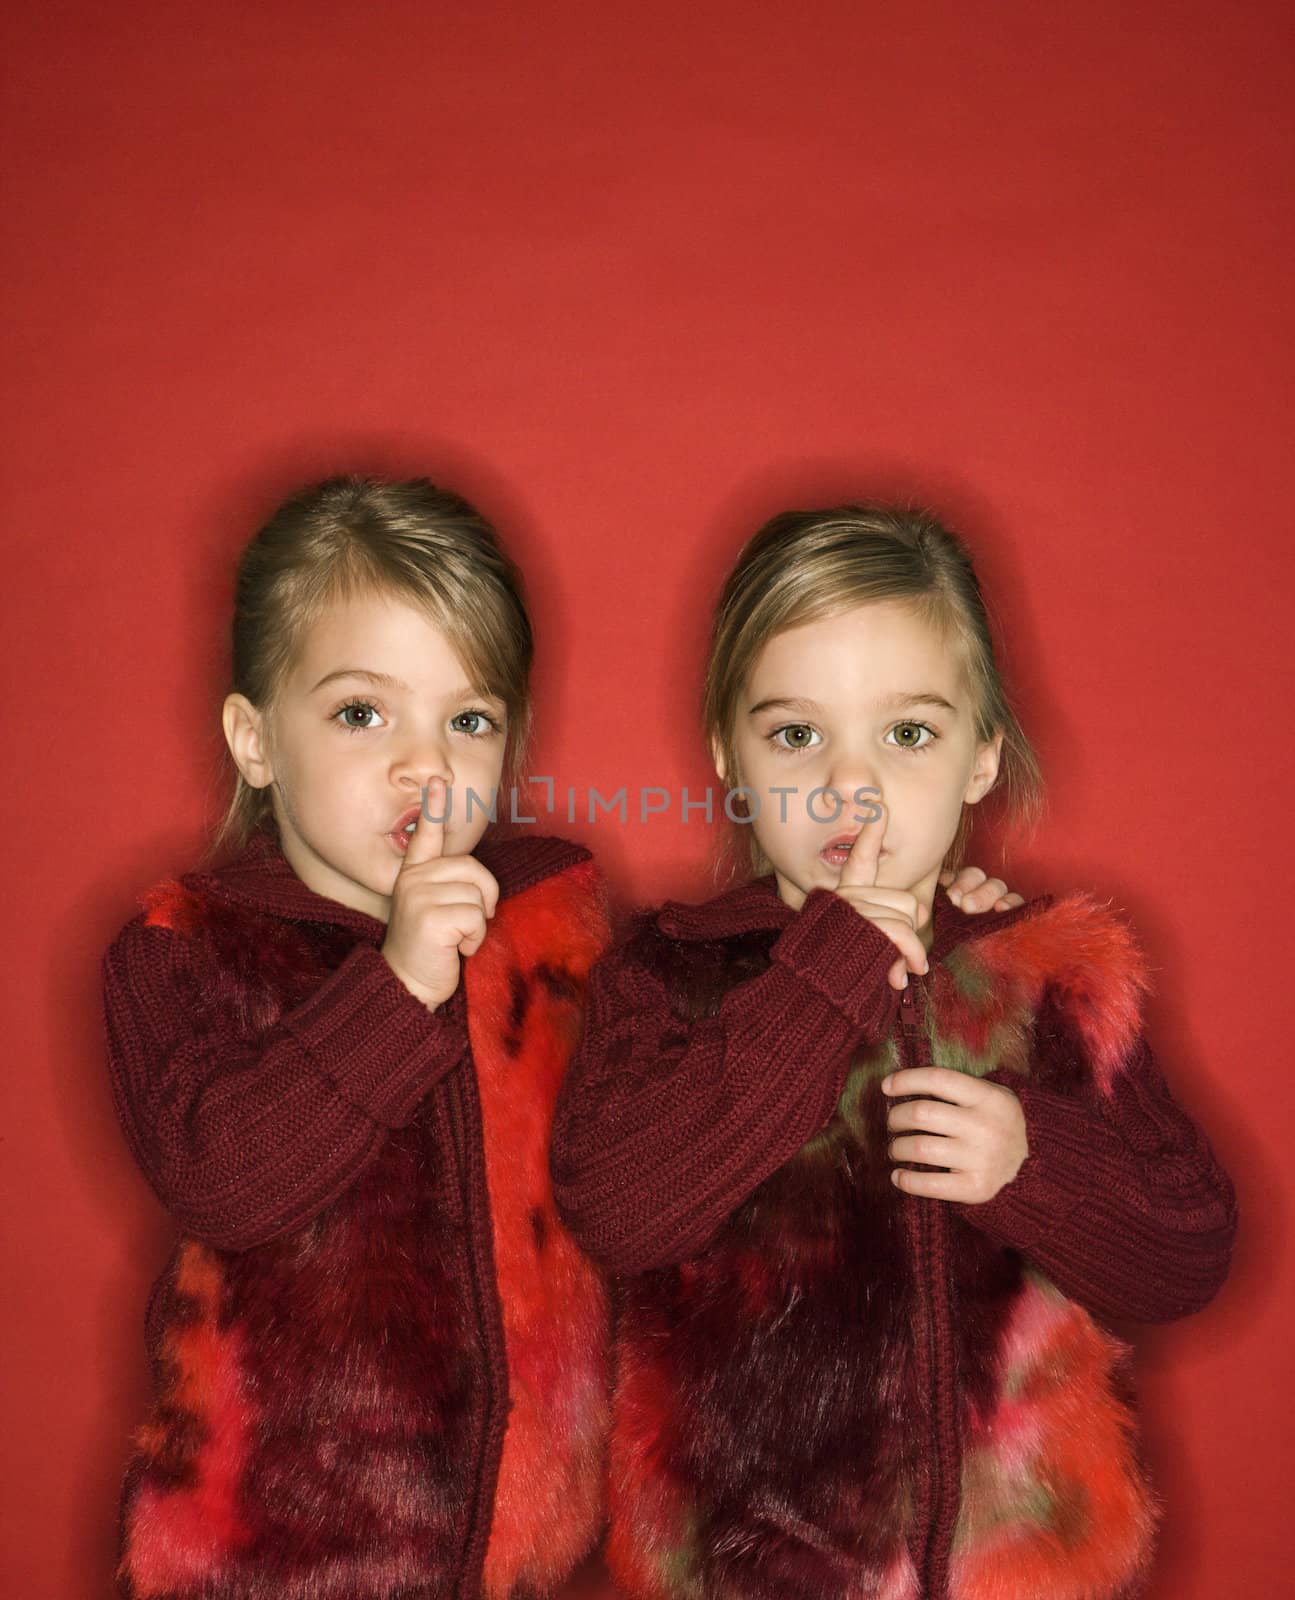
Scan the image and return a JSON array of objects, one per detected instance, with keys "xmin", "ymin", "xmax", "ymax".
[
  {"xmin": 392, "ymin": 739, "xmax": 453, "ymax": 792},
  {"xmin": 825, "ymin": 756, "xmax": 882, "ymax": 821}
]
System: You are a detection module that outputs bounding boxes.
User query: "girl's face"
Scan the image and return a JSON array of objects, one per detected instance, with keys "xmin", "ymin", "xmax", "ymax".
[
  {"xmin": 225, "ymin": 589, "xmax": 508, "ymax": 921},
  {"xmin": 721, "ymin": 601, "xmax": 1001, "ymax": 916}
]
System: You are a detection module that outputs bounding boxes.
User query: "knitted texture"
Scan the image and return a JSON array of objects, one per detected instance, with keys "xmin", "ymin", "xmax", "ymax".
[
  {"xmin": 105, "ymin": 826, "xmax": 610, "ymax": 1600},
  {"xmin": 550, "ymin": 878, "xmax": 1236, "ymax": 1600}
]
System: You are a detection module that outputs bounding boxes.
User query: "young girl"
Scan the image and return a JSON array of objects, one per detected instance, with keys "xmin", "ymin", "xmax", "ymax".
[
  {"xmin": 103, "ymin": 476, "xmax": 612, "ymax": 1599},
  {"xmin": 550, "ymin": 504, "xmax": 1237, "ymax": 1600}
]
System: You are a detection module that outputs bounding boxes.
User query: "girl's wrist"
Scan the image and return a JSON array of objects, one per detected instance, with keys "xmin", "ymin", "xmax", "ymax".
[
  {"xmin": 380, "ymin": 952, "xmax": 441, "ymax": 1010},
  {"xmin": 773, "ymin": 889, "xmax": 904, "ymax": 1035}
]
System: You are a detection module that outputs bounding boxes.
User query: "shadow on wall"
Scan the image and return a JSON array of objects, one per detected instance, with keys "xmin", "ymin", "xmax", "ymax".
[{"xmin": 47, "ymin": 841, "xmax": 191, "ymax": 1597}]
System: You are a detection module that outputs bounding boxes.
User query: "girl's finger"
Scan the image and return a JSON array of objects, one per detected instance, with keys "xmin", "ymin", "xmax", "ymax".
[
  {"xmin": 838, "ymin": 801, "xmax": 886, "ymax": 890},
  {"xmin": 442, "ymin": 902, "xmax": 488, "ymax": 952},
  {"xmin": 888, "ymin": 1133, "xmax": 965, "ymax": 1168},
  {"xmin": 402, "ymin": 779, "xmax": 447, "ymax": 868},
  {"xmin": 413, "ymin": 855, "xmax": 500, "ymax": 916},
  {"xmin": 836, "ymin": 886, "xmax": 922, "ymax": 928},
  {"xmin": 961, "ymin": 875, "xmax": 1010, "ymax": 910},
  {"xmin": 411, "ymin": 880, "xmax": 487, "ymax": 911},
  {"xmin": 944, "ymin": 865, "xmax": 988, "ymax": 902},
  {"xmin": 891, "ymin": 1167, "xmax": 970, "ymax": 1200},
  {"xmin": 867, "ymin": 916, "xmax": 927, "ymax": 977},
  {"xmin": 881, "ymin": 1066, "xmax": 984, "ymax": 1106},
  {"xmin": 886, "ymin": 1098, "xmax": 963, "ymax": 1136}
]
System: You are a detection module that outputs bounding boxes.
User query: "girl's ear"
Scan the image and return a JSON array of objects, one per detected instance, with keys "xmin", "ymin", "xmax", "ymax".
[
  {"xmin": 964, "ymin": 729, "xmax": 1004, "ymax": 805},
  {"xmin": 709, "ymin": 735, "xmax": 736, "ymax": 789},
  {"xmin": 222, "ymin": 693, "xmax": 275, "ymax": 789}
]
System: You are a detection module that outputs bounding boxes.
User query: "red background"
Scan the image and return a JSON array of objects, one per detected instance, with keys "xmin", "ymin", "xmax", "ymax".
[{"xmin": 2, "ymin": 3, "xmax": 1291, "ymax": 1595}]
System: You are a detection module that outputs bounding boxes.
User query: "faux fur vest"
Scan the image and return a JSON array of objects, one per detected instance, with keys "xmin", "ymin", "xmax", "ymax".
[
  {"xmin": 607, "ymin": 892, "xmax": 1158, "ymax": 1600},
  {"xmin": 112, "ymin": 834, "xmax": 609, "ymax": 1600}
]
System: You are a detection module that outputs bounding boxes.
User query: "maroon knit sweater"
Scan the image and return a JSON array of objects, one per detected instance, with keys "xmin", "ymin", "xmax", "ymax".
[
  {"xmin": 104, "ymin": 827, "xmax": 586, "ymax": 1250},
  {"xmin": 551, "ymin": 879, "xmax": 1236, "ymax": 1321}
]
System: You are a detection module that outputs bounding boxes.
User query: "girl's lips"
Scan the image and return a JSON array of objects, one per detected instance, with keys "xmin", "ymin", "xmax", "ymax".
[
  {"xmin": 820, "ymin": 839, "xmax": 888, "ymax": 866},
  {"xmin": 386, "ymin": 805, "xmax": 426, "ymax": 854}
]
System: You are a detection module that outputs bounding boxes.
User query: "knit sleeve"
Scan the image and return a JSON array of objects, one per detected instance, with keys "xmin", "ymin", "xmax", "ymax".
[
  {"xmin": 955, "ymin": 1023, "xmax": 1237, "ymax": 1323},
  {"xmin": 103, "ymin": 915, "xmax": 470, "ymax": 1251},
  {"xmin": 550, "ymin": 888, "xmax": 902, "ymax": 1273}
]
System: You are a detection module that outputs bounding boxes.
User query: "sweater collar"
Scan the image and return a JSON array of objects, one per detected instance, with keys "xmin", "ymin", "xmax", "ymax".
[
  {"xmin": 183, "ymin": 822, "xmax": 591, "ymax": 943},
  {"xmin": 655, "ymin": 872, "xmax": 1052, "ymax": 961}
]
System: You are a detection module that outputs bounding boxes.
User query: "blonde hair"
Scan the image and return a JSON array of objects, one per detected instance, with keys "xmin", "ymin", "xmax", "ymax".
[
  {"xmin": 207, "ymin": 475, "xmax": 533, "ymax": 862},
  {"xmin": 702, "ymin": 504, "xmax": 1044, "ymax": 881}
]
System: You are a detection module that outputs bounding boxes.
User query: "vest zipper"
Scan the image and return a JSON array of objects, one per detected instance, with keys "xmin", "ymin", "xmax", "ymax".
[
  {"xmin": 897, "ymin": 974, "xmax": 955, "ymax": 1600},
  {"xmin": 444, "ymin": 1062, "xmax": 509, "ymax": 1599}
]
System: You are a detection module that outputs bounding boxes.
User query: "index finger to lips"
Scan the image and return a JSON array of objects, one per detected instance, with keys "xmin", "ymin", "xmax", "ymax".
[
  {"xmin": 402, "ymin": 779, "xmax": 447, "ymax": 868},
  {"xmin": 880, "ymin": 1067, "xmax": 983, "ymax": 1105},
  {"xmin": 838, "ymin": 797, "xmax": 885, "ymax": 889}
]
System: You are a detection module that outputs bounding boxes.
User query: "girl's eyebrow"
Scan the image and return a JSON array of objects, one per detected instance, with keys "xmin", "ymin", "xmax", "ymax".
[
  {"xmin": 748, "ymin": 691, "xmax": 958, "ymax": 717},
  {"xmin": 311, "ymin": 668, "xmax": 411, "ymax": 694},
  {"xmin": 879, "ymin": 691, "xmax": 959, "ymax": 714},
  {"xmin": 747, "ymin": 695, "xmax": 824, "ymax": 717}
]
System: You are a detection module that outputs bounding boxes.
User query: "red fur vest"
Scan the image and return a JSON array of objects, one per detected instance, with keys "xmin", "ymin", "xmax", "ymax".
[
  {"xmin": 106, "ymin": 829, "xmax": 610, "ymax": 1599},
  {"xmin": 606, "ymin": 893, "xmax": 1166, "ymax": 1600}
]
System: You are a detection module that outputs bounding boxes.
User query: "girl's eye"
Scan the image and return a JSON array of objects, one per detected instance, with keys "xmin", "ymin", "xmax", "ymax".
[
  {"xmin": 771, "ymin": 724, "xmax": 821, "ymax": 751},
  {"xmin": 451, "ymin": 710, "xmax": 499, "ymax": 737},
  {"xmin": 334, "ymin": 700, "xmax": 386, "ymax": 731},
  {"xmin": 887, "ymin": 721, "xmax": 936, "ymax": 751}
]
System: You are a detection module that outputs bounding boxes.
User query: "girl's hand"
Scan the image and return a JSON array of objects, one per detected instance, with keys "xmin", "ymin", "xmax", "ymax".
[
  {"xmin": 381, "ymin": 778, "xmax": 500, "ymax": 1010},
  {"xmin": 881, "ymin": 1067, "xmax": 1028, "ymax": 1202},
  {"xmin": 834, "ymin": 803, "xmax": 930, "ymax": 992},
  {"xmin": 938, "ymin": 865, "xmax": 1023, "ymax": 913}
]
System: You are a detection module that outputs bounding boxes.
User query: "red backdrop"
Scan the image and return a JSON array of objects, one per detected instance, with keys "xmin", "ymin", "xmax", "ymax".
[{"xmin": 2, "ymin": 3, "xmax": 1290, "ymax": 1596}]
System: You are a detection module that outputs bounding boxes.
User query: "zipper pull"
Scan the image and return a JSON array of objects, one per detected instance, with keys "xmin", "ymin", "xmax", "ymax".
[{"xmin": 899, "ymin": 976, "xmax": 920, "ymax": 1029}]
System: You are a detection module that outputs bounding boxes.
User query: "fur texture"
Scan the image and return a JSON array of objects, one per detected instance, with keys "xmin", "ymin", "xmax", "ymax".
[
  {"xmin": 607, "ymin": 894, "xmax": 1157, "ymax": 1600},
  {"xmin": 117, "ymin": 857, "xmax": 609, "ymax": 1600},
  {"xmin": 468, "ymin": 860, "xmax": 612, "ymax": 1597}
]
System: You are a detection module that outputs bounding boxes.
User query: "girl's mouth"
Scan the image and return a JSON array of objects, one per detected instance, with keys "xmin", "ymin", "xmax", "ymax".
[
  {"xmin": 820, "ymin": 833, "xmax": 888, "ymax": 869},
  {"xmin": 387, "ymin": 805, "xmax": 423, "ymax": 853}
]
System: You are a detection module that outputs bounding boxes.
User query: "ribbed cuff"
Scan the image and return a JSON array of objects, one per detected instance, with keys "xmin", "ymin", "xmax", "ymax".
[
  {"xmin": 284, "ymin": 944, "xmax": 469, "ymax": 1128},
  {"xmin": 771, "ymin": 888, "xmax": 902, "ymax": 1038},
  {"xmin": 956, "ymin": 1077, "xmax": 1110, "ymax": 1250}
]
